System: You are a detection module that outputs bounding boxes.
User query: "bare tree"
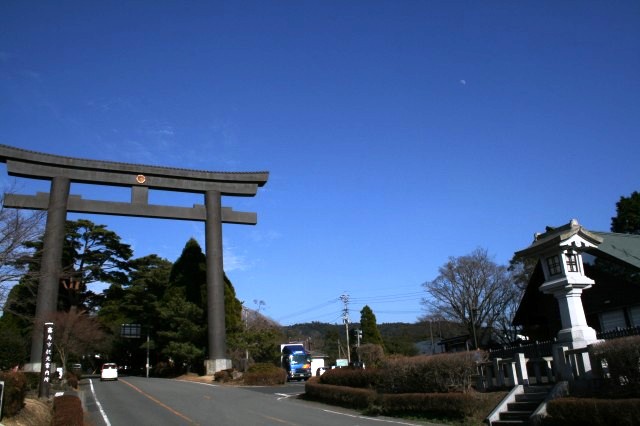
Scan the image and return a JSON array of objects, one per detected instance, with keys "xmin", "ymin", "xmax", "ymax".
[
  {"xmin": 421, "ymin": 248, "xmax": 521, "ymax": 347},
  {"xmin": 0, "ymin": 187, "xmax": 45, "ymax": 309},
  {"xmin": 356, "ymin": 343, "xmax": 384, "ymax": 367},
  {"xmin": 52, "ymin": 309, "xmax": 109, "ymax": 373}
]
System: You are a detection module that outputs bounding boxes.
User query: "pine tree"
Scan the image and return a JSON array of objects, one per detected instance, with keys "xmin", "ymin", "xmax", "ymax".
[
  {"xmin": 169, "ymin": 238, "xmax": 206, "ymax": 307},
  {"xmin": 360, "ymin": 305, "xmax": 384, "ymax": 346},
  {"xmin": 611, "ymin": 191, "xmax": 640, "ymax": 234}
]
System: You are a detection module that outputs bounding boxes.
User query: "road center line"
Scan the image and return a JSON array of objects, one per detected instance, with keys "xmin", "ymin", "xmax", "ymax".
[
  {"xmin": 120, "ymin": 378, "xmax": 197, "ymax": 424},
  {"xmin": 89, "ymin": 379, "xmax": 112, "ymax": 426}
]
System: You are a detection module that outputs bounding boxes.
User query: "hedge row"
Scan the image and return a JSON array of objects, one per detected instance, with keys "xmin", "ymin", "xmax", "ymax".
[
  {"xmin": 0, "ymin": 371, "xmax": 28, "ymax": 418},
  {"xmin": 305, "ymin": 380, "xmax": 496, "ymax": 420},
  {"xmin": 591, "ymin": 335, "xmax": 640, "ymax": 397},
  {"xmin": 51, "ymin": 395, "xmax": 83, "ymax": 426},
  {"xmin": 544, "ymin": 397, "xmax": 640, "ymax": 426},
  {"xmin": 319, "ymin": 351, "xmax": 485, "ymax": 394},
  {"xmin": 379, "ymin": 392, "xmax": 483, "ymax": 418},
  {"xmin": 304, "ymin": 381, "xmax": 377, "ymax": 409}
]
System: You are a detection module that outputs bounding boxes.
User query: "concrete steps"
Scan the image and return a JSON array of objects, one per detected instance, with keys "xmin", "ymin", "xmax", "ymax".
[{"xmin": 490, "ymin": 385, "xmax": 551, "ymax": 426}]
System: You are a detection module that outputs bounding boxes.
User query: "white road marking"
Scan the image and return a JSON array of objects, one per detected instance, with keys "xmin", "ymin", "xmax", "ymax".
[
  {"xmin": 89, "ymin": 379, "xmax": 112, "ymax": 426},
  {"xmin": 322, "ymin": 409, "xmax": 422, "ymax": 425},
  {"xmin": 275, "ymin": 392, "xmax": 303, "ymax": 400}
]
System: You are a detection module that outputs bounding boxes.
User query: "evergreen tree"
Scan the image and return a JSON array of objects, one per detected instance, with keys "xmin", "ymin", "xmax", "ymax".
[
  {"xmin": 0, "ymin": 314, "xmax": 29, "ymax": 369},
  {"xmin": 162, "ymin": 238, "xmax": 244, "ymax": 371},
  {"xmin": 360, "ymin": 305, "xmax": 384, "ymax": 346},
  {"xmin": 157, "ymin": 286, "xmax": 205, "ymax": 373},
  {"xmin": 98, "ymin": 255, "xmax": 172, "ymax": 371},
  {"xmin": 224, "ymin": 274, "xmax": 243, "ymax": 337},
  {"xmin": 169, "ymin": 238, "xmax": 206, "ymax": 307},
  {"xmin": 12, "ymin": 219, "xmax": 133, "ymax": 312},
  {"xmin": 3, "ymin": 219, "xmax": 132, "ymax": 350},
  {"xmin": 611, "ymin": 191, "xmax": 640, "ymax": 234}
]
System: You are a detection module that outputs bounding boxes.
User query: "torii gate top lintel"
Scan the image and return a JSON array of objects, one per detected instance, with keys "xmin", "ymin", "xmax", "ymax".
[{"xmin": 0, "ymin": 144, "xmax": 269, "ymax": 196}]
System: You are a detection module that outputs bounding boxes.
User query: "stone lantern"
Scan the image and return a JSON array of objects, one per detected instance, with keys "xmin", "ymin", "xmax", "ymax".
[{"xmin": 515, "ymin": 219, "xmax": 602, "ymax": 349}]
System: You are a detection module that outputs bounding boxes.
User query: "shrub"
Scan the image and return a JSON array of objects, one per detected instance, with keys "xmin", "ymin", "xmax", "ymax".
[
  {"xmin": 214, "ymin": 369, "xmax": 232, "ymax": 383},
  {"xmin": 0, "ymin": 371, "xmax": 28, "ymax": 417},
  {"xmin": 244, "ymin": 363, "xmax": 286, "ymax": 386},
  {"xmin": 65, "ymin": 371, "xmax": 79, "ymax": 389},
  {"xmin": 305, "ymin": 381, "xmax": 377, "ymax": 409},
  {"xmin": 51, "ymin": 395, "xmax": 83, "ymax": 426},
  {"xmin": 357, "ymin": 344, "xmax": 385, "ymax": 368},
  {"xmin": 22, "ymin": 372, "xmax": 40, "ymax": 392},
  {"xmin": 318, "ymin": 367, "xmax": 380, "ymax": 389},
  {"xmin": 379, "ymin": 392, "xmax": 482, "ymax": 419},
  {"xmin": 377, "ymin": 352, "xmax": 485, "ymax": 394},
  {"xmin": 544, "ymin": 397, "xmax": 640, "ymax": 426},
  {"xmin": 591, "ymin": 335, "xmax": 640, "ymax": 397},
  {"xmin": 153, "ymin": 361, "xmax": 173, "ymax": 377}
]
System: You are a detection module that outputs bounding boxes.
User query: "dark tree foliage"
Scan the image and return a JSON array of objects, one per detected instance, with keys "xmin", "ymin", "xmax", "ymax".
[
  {"xmin": 98, "ymin": 254, "xmax": 172, "ymax": 371},
  {"xmin": 159, "ymin": 238, "xmax": 244, "ymax": 372},
  {"xmin": 2, "ymin": 274, "xmax": 38, "ymax": 335},
  {"xmin": 3, "ymin": 219, "xmax": 132, "ymax": 340},
  {"xmin": 611, "ymin": 191, "xmax": 640, "ymax": 234},
  {"xmin": 0, "ymin": 315, "xmax": 29, "ymax": 369},
  {"xmin": 16, "ymin": 219, "xmax": 133, "ymax": 312},
  {"xmin": 233, "ymin": 302, "xmax": 282, "ymax": 365},
  {"xmin": 360, "ymin": 305, "xmax": 384, "ymax": 346},
  {"xmin": 157, "ymin": 286, "xmax": 206, "ymax": 374},
  {"xmin": 169, "ymin": 238, "xmax": 206, "ymax": 307},
  {"xmin": 224, "ymin": 274, "xmax": 243, "ymax": 339}
]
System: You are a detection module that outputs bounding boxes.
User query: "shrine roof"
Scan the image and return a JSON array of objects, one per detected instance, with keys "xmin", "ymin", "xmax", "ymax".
[{"xmin": 590, "ymin": 231, "xmax": 640, "ymax": 270}]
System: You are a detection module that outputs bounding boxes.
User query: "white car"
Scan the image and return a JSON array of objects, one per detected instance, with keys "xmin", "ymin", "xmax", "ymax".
[{"xmin": 100, "ymin": 363, "xmax": 118, "ymax": 381}]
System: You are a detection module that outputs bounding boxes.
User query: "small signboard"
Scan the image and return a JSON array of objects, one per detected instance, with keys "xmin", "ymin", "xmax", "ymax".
[
  {"xmin": 121, "ymin": 323, "xmax": 141, "ymax": 338},
  {"xmin": 335, "ymin": 358, "xmax": 349, "ymax": 367}
]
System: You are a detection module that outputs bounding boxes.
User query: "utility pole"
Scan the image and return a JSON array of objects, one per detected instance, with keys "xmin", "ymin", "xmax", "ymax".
[{"xmin": 340, "ymin": 294, "xmax": 351, "ymax": 363}]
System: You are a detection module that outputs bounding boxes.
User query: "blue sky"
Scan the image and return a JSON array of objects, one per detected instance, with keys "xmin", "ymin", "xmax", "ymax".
[{"xmin": 1, "ymin": 1, "xmax": 638, "ymax": 326}]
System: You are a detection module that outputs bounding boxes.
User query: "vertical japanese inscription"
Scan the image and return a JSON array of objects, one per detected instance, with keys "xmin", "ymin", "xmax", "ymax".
[{"xmin": 39, "ymin": 322, "xmax": 55, "ymax": 398}]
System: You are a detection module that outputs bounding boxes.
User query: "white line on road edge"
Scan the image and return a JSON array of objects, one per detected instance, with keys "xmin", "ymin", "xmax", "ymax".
[
  {"xmin": 322, "ymin": 409, "xmax": 422, "ymax": 425},
  {"xmin": 89, "ymin": 379, "xmax": 112, "ymax": 426},
  {"xmin": 275, "ymin": 392, "xmax": 303, "ymax": 400}
]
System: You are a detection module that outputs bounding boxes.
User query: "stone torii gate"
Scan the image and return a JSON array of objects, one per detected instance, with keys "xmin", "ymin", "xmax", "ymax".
[{"xmin": 0, "ymin": 144, "xmax": 268, "ymax": 374}]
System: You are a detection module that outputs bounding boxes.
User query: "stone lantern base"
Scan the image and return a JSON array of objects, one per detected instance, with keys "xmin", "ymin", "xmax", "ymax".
[
  {"xmin": 205, "ymin": 358, "xmax": 232, "ymax": 375},
  {"xmin": 557, "ymin": 325, "xmax": 598, "ymax": 349}
]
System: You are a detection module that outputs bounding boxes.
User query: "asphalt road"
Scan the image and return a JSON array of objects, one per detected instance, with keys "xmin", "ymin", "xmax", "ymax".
[{"xmin": 83, "ymin": 376, "xmax": 437, "ymax": 426}]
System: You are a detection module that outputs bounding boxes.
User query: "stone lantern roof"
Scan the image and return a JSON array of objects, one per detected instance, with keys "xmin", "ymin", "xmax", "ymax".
[{"xmin": 515, "ymin": 218, "xmax": 603, "ymax": 258}]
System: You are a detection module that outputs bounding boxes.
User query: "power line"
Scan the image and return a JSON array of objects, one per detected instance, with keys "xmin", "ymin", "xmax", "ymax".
[
  {"xmin": 275, "ymin": 298, "xmax": 340, "ymax": 322},
  {"xmin": 350, "ymin": 291, "xmax": 425, "ymax": 304}
]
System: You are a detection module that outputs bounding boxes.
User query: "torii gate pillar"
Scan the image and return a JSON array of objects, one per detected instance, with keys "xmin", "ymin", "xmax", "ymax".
[
  {"xmin": 205, "ymin": 190, "xmax": 230, "ymax": 373},
  {"xmin": 29, "ymin": 176, "xmax": 70, "ymax": 366}
]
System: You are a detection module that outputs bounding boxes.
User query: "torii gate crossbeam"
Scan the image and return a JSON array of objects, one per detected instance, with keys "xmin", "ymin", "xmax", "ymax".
[{"xmin": 0, "ymin": 144, "xmax": 268, "ymax": 374}]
